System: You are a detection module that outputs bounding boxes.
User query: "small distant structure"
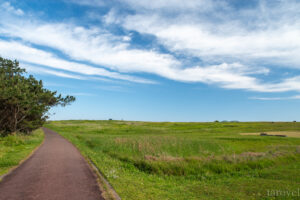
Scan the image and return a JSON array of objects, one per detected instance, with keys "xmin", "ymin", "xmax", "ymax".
[{"xmin": 108, "ymin": 118, "xmax": 113, "ymax": 121}]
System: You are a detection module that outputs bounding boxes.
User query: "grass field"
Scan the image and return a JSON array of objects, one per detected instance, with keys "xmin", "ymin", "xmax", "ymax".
[
  {"xmin": 0, "ymin": 129, "xmax": 44, "ymax": 178},
  {"xmin": 45, "ymin": 121, "xmax": 300, "ymax": 200}
]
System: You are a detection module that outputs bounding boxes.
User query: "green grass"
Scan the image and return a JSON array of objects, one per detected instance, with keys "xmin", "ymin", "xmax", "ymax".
[
  {"xmin": 0, "ymin": 129, "xmax": 44, "ymax": 177},
  {"xmin": 45, "ymin": 121, "xmax": 300, "ymax": 200}
]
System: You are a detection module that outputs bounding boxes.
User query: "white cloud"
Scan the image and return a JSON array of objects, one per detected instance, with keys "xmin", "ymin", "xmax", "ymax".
[
  {"xmin": 0, "ymin": 40, "xmax": 155, "ymax": 84},
  {"xmin": 1, "ymin": 23, "xmax": 300, "ymax": 93},
  {"xmin": 65, "ymin": 0, "xmax": 300, "ymax": 69},
  {"xmin": 120, "ymin": 0, "xmax": 217, "ymax": 11},
  {"xmin": 153, "ymin": 63, "xmax": 300, "ymax": 92},
  {"xmin": 72, "ymin": 0, "xmax": 222, "ymax": 12},
  {"xmin": 122, "ymin": 35, "xmax": 131, "ymax": 42},
  {"xmin": 1, "ymin": 2, "xmax": 24, "ymax": 16},
  {"xmin": 65, "ymin": 0, "xmax": 106, "ymax": 7},
  {"xmin": 251, "ymin": 95, "xmax": 300, "ymax": 101},
  {"xmin": 0, "ymin": 21, "xmax": 180, "ymax": 74},
  {"xmin": 1, "ymin": 1, "xmax": 300, "ymax": 94},
  {"xmin": 23, "ymin": 65, "xmax": 86, "ymax": 80},
  {"xmin": 122, "ymin": 14, "xmax": 300, "ymax": 67},
  {"xmin": 102, "ymin": 9, "xmax": 121, "ymax": 24}
]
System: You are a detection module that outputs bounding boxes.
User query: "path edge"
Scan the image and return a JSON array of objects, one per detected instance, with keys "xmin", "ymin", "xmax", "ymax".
[
  {"xmin": 0, "ymin": 128, "xmax": 45, "ymax": 182},
  {"xmin": 87, "ymin": 158, "xmax": 122, "ymax": 200}
]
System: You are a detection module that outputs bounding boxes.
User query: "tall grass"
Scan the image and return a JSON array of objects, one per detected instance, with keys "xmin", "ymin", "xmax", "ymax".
[{"xmin": 45, "ymin": 121, "xmax": 300, "ymax": 200}]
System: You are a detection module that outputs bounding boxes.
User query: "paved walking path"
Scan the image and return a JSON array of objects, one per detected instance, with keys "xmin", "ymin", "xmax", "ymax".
[{"xmin": 0, "ymin": 128, "xmax": 104, "ymax": 200}]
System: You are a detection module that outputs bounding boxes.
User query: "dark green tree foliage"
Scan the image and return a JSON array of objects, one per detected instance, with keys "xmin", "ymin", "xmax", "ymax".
[{"xmin": 0, "ymin": 57, "xmax": 75, "ymax": 136}]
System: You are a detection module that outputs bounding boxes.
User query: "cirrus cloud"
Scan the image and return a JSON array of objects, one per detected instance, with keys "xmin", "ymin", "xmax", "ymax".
[{"xmin": 1, "ymin": 0, "xmax": 300, "ymax": 95}]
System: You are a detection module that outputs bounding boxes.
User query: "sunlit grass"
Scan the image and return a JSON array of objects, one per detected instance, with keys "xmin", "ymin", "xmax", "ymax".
[
  {"xmin": 45, "ymin": 120, "xmax": 300, "ymax": 200},
  {"xmin": 0, "ymin": 129, "xmax": 44, "ymax": 177}
]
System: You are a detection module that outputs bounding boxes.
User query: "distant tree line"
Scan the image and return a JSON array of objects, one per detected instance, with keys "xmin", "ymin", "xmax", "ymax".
[{"xmin": 0, "ymin": 57, "xmax": 75, "ymax": 136}]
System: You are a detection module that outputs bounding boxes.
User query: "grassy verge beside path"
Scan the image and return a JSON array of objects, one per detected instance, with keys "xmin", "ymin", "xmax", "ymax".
[
  {"xmin": 0, "ymin": 129, "xmax": 44, "ymax": 178},
  {"xmin": 45, "ymin": 121, "xmax": 300, "ymax": 200}
]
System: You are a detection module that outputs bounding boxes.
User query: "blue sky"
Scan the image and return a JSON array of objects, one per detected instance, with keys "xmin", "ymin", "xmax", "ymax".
[{"xmin": 0, "ymin": 0, "xmax": 300, "ymax": 121}]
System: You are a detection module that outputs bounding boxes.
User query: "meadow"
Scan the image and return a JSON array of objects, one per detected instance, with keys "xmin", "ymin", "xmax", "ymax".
[
  {"xmin": 45, "ymin": 121, "xmax": 300, "ymax": 200},
  {"xmin": 0, "ymin": 129, "xmax": 44, "ymax": 177}
]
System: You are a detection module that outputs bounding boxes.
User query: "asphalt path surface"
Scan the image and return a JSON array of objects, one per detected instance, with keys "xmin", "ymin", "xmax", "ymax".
[{"xmin": 0, "ymin": 128, "xmax": 104, "ymax": 200}]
